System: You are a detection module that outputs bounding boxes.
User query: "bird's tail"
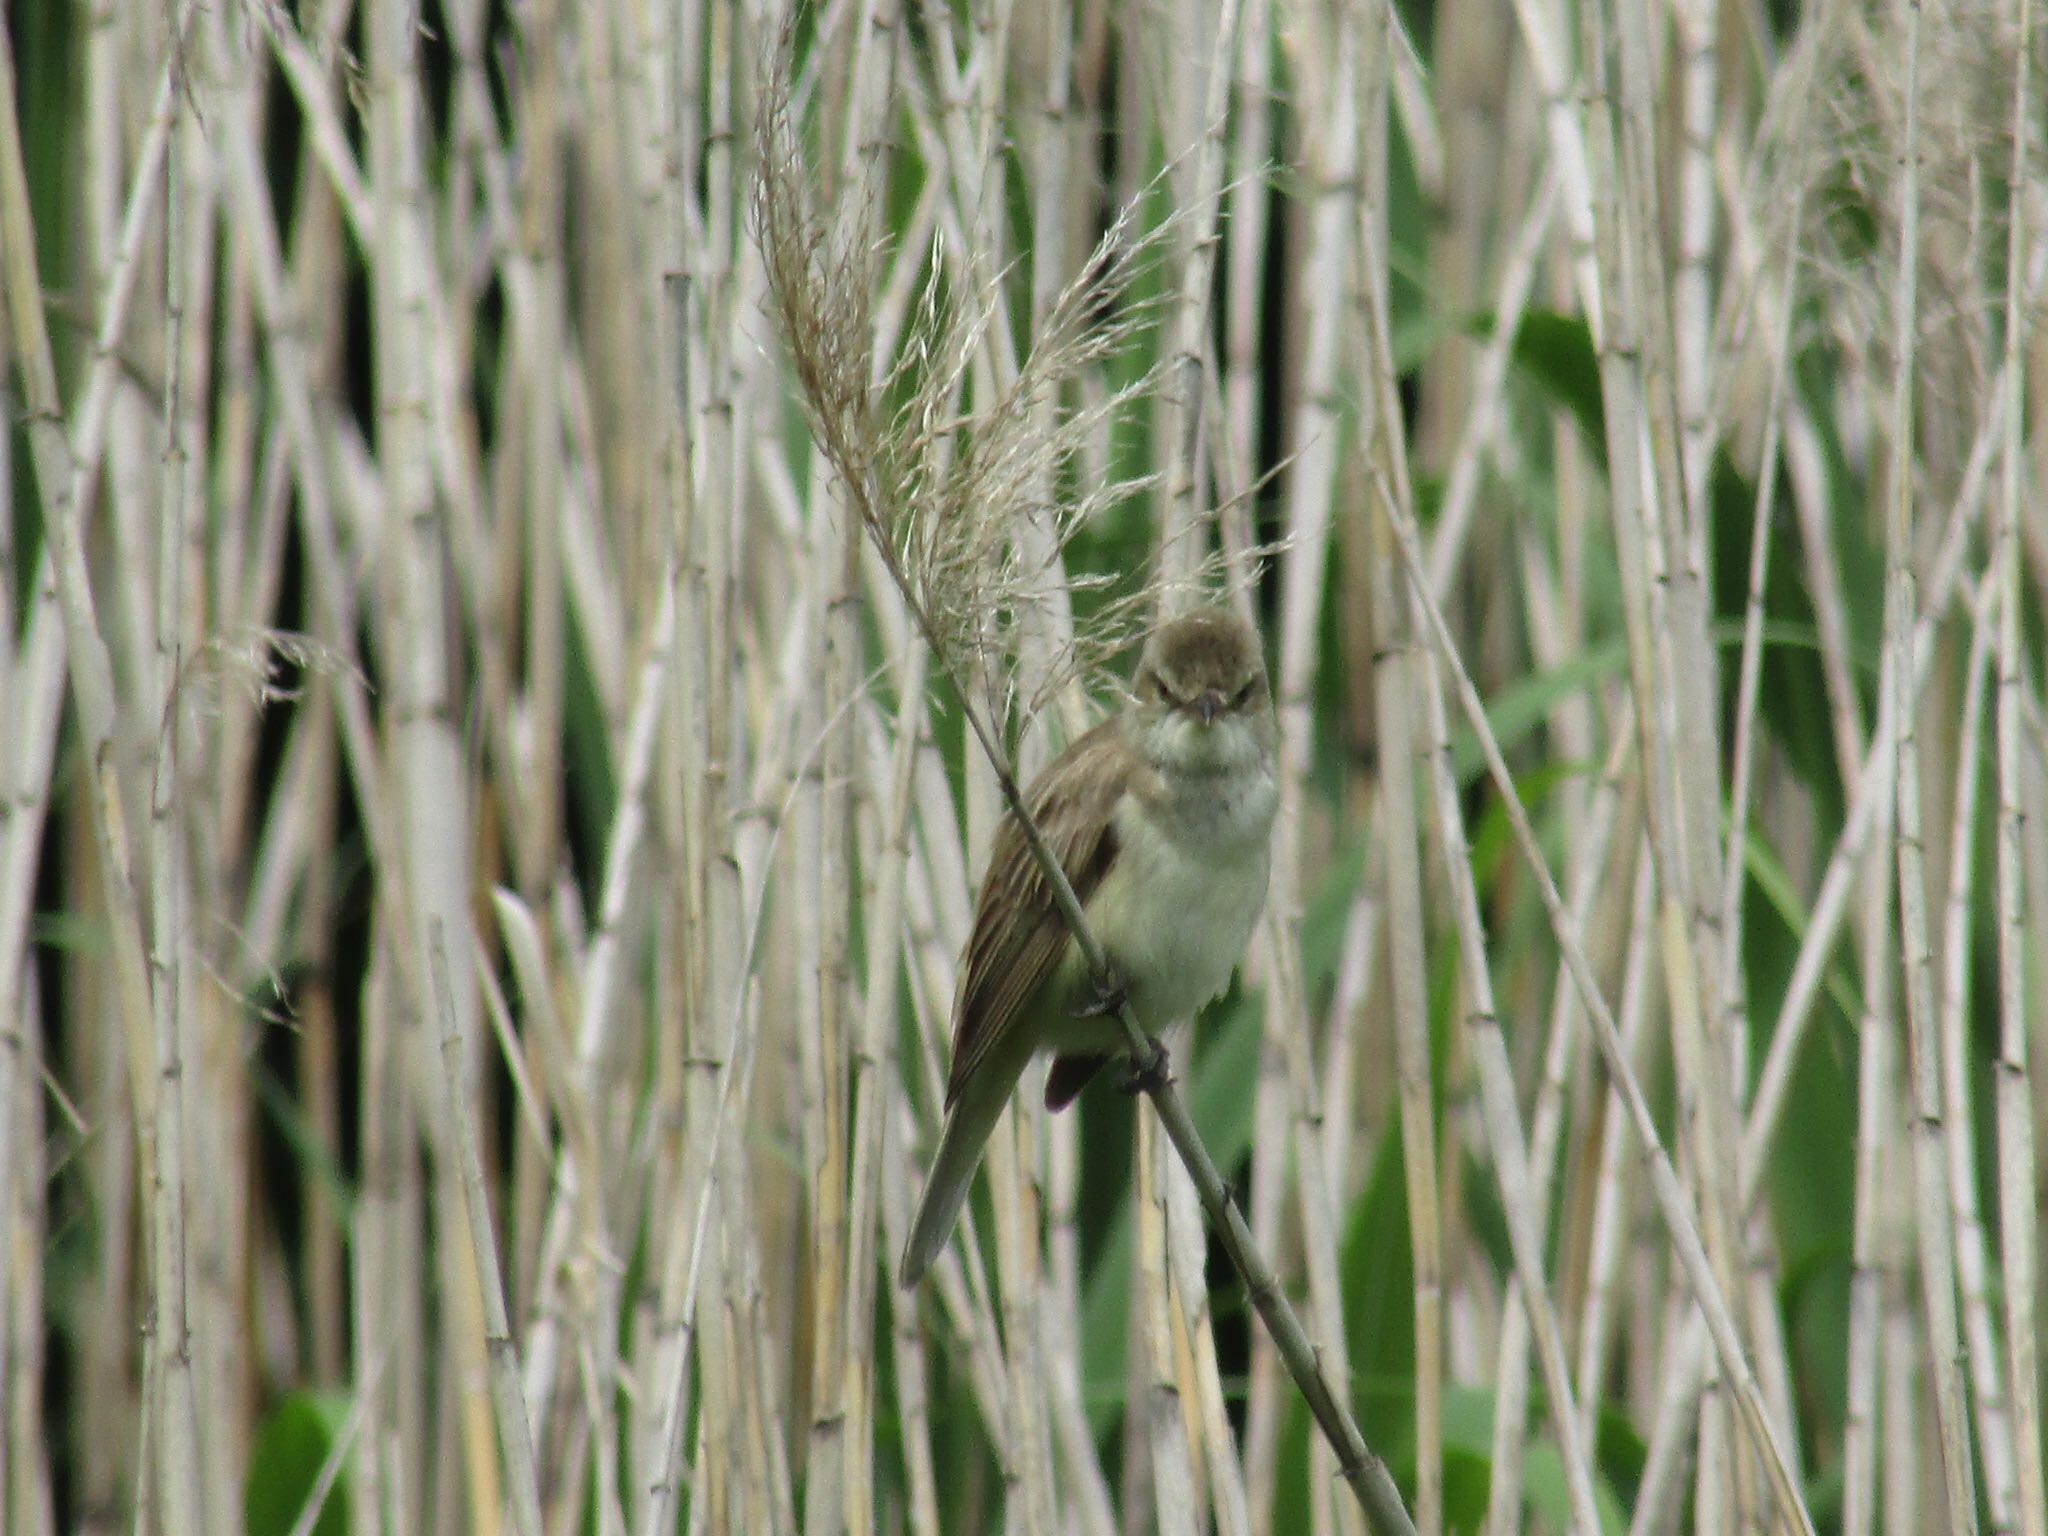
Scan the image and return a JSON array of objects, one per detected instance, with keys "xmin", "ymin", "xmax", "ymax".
[{"xmin": 899, "ymin": 1046, "xmax": 1029, "ymax": 1287}]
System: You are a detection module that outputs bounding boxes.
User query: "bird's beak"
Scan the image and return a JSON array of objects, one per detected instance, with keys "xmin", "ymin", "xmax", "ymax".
[{"xmin": 1193, "ymin": 689, "xmax": 1223, "ymax": 725}]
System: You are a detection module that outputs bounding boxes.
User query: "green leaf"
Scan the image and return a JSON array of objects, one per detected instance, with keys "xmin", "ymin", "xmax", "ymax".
[
  {"xmin": 1594, "ymin": 1401, "xmax": 1650, "ymax": 1506},
  {"xmin": 1442, "ymin": 1442, "xmax": 1494, "ymax": 1533},
  {"xmin": 28, "ymin": 910, "xmax": 109, "ymax": 957},
  {"xmin": 1522, "ymin": 1442, "xmax": 1629, "ymax": 1536},
  {"xmin": 1708, "ymin": 447, "xmax": 1854, "ymax": 828},
  {"xmin": 1340, "ymin": 1120, "xmax": 1419, "ymax": 1436},
  {"xmin": 1739, "ymin": 827, "xmax": 1863, "ymax": 1030},
  {"xmin": 246, "ymin": 1392, "xmax": 353, "ymax": 1536},
  {"xmin": 1510, "ymin": 311, "xmax": 1604, "ymax": 454},
  {"xmin": 1439, "ymin": 1387, "xmax": 1495, "ymax": 1532}
]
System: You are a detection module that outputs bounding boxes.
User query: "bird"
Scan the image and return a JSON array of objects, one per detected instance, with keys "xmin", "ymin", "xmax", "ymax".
[{"xmin": 899, "ymin": 604, "xmax": 1279, "ymax": 1287}]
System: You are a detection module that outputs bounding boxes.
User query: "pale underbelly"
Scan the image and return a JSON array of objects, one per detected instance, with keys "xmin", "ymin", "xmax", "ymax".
[{"xmin": 1040, "ymin": 827, "xmax": 1270, "ymax": 1051}]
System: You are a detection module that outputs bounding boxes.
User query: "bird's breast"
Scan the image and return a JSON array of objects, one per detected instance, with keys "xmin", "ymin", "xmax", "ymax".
[{"xmin": 1081, "ymin": 772, "xmax": 1275, "ymax": 1030}]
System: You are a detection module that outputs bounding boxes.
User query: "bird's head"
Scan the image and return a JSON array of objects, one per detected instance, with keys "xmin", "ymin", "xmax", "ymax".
[{"xmin": 1131, "ymin": 605, "xmax": 1275, "ymax": 773}]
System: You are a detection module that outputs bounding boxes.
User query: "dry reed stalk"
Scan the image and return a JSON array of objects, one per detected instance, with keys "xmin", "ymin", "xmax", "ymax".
[
  {"xmin": 1672, "ymin": 0, "xmax": 1719, "ymax": 529},
  {"xmin": 843, "ymin": 643, "xmax": 926, "ymax": 1536},
  {"xmin": 1246, "ymin": 5, "xmax": 1366, "ymax": 1521},
  {"xmin": 349, "ymin": 960, "xmax": 407, "ymax": 1536},
  {"xmin": 1347, "ymin": 22, "xmax": 1442, "ymax": 1530},
  {"xmin": 1222, "ymin": 0, "xmax": 1272, "ymax": 531},
  {"xmin": 1152, "ymin": 0, "xmax": 1242, "ymax": 587},
  {"xmin": 1135, "ymin": 1116, "xmax": 1201, "ymax": 1536},
  {"xmin": 1880, "ymin": 1257, "xmax": 1922, "ymax": 1536},
  {"xmin": 984, "ymin": 1146, "xmax": 1055, "ymax": 1536},
  {"xmin": 1261, "ymin": 896, "xmax": 1356, "ymax": 1536},
  {"xmin": 1423, "ymin": 167, "xmax": 1559, "ymax": 600},
  {"xmin": 881, "ymin": 1095, "xmax": 945, "ymax": 1536},
  {"xmin": 1170, "ymin": 1167, "xmax": 1254, "ymax": 1536},
  {"xmin": 1409, "ymin": 0, "xmax": 1497, "ymax": 507},
  {"xmin": 1842, "ymin": 839, "xmax": 1897, "ymax": 1536},
  {"xmin": 1714, "ymin": 404, "xmax": 1786, "ymax": 1014},
  {"xmin": 915, "ymin": 0, "xmax": 1018, "ymax": 388},
  {"xmin": 1743, "ymin": 1225, "xmax": 1802, "ymax": 1492},
  {"xmin": 1486, "ymin": 719, "xmax": 1638, "ymax": 1533},
  {"xmin": 802, "ymin": 324, "xmax": 861, "ymax": 1536},
  {"xmin": 1992, "ymin": 8, "xmax": 2048, "ymax": 1530},
  {"xmin": 806, "ymin": 17, "xmax": 908, "ymax": 1531},
  {"xmin": 0, "ymin": 998, "xmax": 47, "ymax": 1536},
  {"xmin": 510, "ymin": 0, "xmax": 568, "ymax": 902},
  {"xmin": 1503, "ymin": 0, "xmax": 1603, "ymax": 327},
  {"xmin": 425, "ymin": 925, "xmax": 545, "ymax": 1536},
  {"xmin": 1941, "ymin": 578, "xmax": 2022, "ymax": 1533},
  {"xmin": 1779, "ymin": 383, "xmax": 1871, "ymax": 783},
  {"xmin": 1577, "ymin": 848, "xmax": 1656, "ymax": 1442},
  {"xmin": 152, "ymin": 32, "xmax": 225, "ymax": 1530},
  {"xmin": 1, "ymin": 582, "xmax": 54, "ymax": 1536},
  {"xmin": 1880, "ymin": 8, "xmax": 1982, "ymax": 1527},
  {"xmin": 204, "ymin": 26, "xmax": 300, "ymax": 1503},
  {"xmin": 1359, "ymin": 475, "xmax": 1441, "ymax": 1536},
  {"xmin": 1413, "ymin": 652, "xmax": 1603, "ymax": 1534}
]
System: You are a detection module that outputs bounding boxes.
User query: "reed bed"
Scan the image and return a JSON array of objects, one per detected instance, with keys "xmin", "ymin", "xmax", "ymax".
[{"xmin": 2, "ymin": 1, "xmax": 2044, "ymax": 1534}]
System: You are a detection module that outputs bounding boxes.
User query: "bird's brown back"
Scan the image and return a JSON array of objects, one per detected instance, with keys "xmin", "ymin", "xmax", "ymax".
[{"xmin": 945, "ymin": 719, "xmax": 1135, "ymax": 1107}]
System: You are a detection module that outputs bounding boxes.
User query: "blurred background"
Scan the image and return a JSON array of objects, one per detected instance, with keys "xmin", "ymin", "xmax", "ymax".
[{"xmin": 3, "ymin": 0, "xmax": 2045, "ymax": 1534}]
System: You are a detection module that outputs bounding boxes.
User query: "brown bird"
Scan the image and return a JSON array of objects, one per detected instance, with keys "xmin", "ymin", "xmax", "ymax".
[{"xmin": 900, "ymin": 606, "xmax": 1279, "ymax": 1287}]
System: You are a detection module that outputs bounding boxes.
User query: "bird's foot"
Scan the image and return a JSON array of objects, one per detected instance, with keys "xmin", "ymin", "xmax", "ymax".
[
  {"xmin": 1071, "ymin": 965, "xmax": 1130, "ymax": 1020},
  {"xmin": 1118, "ymin": 1036, "xmax": 1172, "ymax": 1097}
]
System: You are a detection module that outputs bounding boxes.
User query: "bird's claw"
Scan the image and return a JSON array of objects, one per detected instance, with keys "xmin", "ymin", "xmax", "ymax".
[
  {"xmin": 1118, "ymin": 1036, "xmax": 1171, "ymax": 1096},
  {"xmin": 1072, "ymin": 966, "xmax": 1130, "ymax": 1020}
]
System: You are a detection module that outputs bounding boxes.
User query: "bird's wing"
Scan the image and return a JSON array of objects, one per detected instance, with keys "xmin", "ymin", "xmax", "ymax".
[{"xmin": 945, "ymin": 720, "xmax": 1133, "ymax": 1109}]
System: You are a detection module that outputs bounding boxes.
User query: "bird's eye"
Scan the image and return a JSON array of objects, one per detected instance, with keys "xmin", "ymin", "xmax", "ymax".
[
  {"xmin": 1232, "ymin": 680, "xmax": 1257, "ymax": 706},
  {"xmin": 1138, "ymin": 669, "xmax": 1169, "ymax": 702}
]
